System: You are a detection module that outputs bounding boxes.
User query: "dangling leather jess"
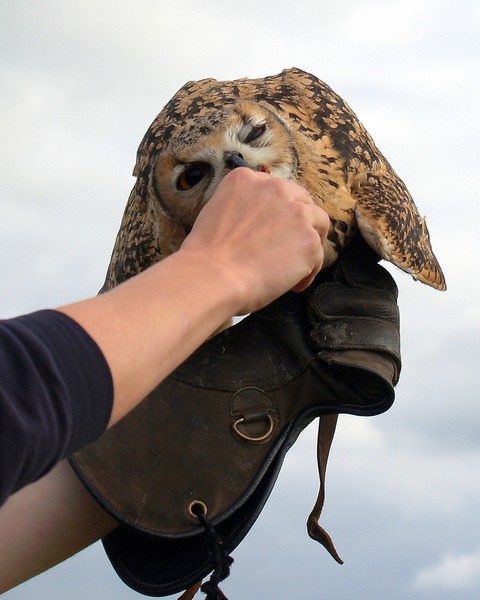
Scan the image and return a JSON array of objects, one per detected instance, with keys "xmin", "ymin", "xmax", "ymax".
[{"xmin": 307, "ymin": 414, "xmax": 343, "ymax": 563}]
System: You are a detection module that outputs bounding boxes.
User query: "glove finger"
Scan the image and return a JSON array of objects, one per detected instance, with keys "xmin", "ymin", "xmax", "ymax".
[
  {"xmin": 309, "ymin": 283, "xmax": 400, "ymax": 322},
  {"xmin": 333, "ymin": 257, "xmax": 399, "ymax": 297}
]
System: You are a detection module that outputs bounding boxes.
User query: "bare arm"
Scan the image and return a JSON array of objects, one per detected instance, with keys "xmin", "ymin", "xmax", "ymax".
[
  {"xmin": 0, "ymin": 168, "xmax": 328, "ymax": 592},
  {"xmin": 0, "ymin": 461, "xmax": 118, "ymax": 593},
  {"xmin": 59, "ymin": 169, "xmax": 329, "ymax": 427}
]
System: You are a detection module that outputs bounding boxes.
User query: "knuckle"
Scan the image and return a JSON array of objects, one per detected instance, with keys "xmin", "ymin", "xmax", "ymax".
[
  {"xmin": 224, "ymin": 166, "xmax": 251, "ymax": 183},
  {"xmin": 264, "ymin": 176, "xmax": 288, "ymax": 197}
]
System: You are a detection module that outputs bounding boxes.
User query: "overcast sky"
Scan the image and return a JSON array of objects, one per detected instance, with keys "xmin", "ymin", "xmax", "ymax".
[{"xmin": 1, "ymin": 0, "xmax": 479, "ymax": 598}]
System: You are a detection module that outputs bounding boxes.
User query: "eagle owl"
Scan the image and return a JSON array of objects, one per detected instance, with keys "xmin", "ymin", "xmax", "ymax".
[{"xmin": 102, "ymin": 67, "xmax": 446, "ymax": 293}]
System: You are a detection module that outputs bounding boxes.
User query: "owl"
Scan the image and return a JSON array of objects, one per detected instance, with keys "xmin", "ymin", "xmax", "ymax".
[{"xmin": 101, "ymin": 67, "xmax": 446, "ymax": 293}]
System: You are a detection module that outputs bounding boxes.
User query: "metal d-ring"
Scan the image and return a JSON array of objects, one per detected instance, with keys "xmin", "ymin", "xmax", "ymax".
[{"xmin": 232, "ymin": 412, "xmax": 275, "ymax": 443}]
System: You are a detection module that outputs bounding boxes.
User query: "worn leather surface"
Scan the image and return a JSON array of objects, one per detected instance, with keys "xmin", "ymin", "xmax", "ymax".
[{"xmin": 70, "ymin": 240, "xmax": 401, "ymax": 596}]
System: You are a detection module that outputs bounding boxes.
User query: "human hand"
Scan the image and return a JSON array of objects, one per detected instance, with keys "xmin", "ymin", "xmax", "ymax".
[{"xmin": 179, "ymin": 167, "xmax": 330, "ymax": 315}]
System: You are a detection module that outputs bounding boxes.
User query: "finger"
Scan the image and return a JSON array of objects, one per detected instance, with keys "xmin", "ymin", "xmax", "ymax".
[
  {"xmin": 298, "ymin": 186, "xmax": 314, "ymax": 204},
  {"xmin": 309, "ymin": 204, "xmax": 331, "ymax": 246},
  {"xmin": 291, "ymin": 272, "xmax": 316, "ymax": 293}
]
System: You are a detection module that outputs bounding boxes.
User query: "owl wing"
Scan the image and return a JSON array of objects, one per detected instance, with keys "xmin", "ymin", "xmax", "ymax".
[
  {"xmin": 100, "ymin": 169, "xmax": 186, "ymax": 293},
  {"xmin": 353, "ymin": 168, "xmax": 446, "ymax": 290},
  {"xmin": 279, "ymin": 68, "xmax": 446, "ymax": 290},
  {"xmin": 101, "ymin": 79, "xmax": 224, "ymax": 292}
]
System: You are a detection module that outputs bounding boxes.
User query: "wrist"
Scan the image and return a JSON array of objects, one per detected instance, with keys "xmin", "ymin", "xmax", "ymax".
[
  {"xmin": 57, "ymin": 248, "xmax": 246, "ymax": 427},
  {"xmin": 171, "ymin": 246, "xmax": 248, "ymax": 319}
]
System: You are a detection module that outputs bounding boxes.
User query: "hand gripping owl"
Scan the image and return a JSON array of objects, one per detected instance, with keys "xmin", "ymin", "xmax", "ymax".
[{"xmin": 102, "ymin": 66, "xmax": 445, "ymax": 294}]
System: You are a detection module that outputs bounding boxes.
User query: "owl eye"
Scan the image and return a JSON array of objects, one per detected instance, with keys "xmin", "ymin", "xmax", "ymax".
[
  {"xmin": 176, "ymin": 163, "xmax": 210, "ymax": 191},
  {"xmin": 244, "ymin": 123, "xmax": 266, "ymax": 144}
]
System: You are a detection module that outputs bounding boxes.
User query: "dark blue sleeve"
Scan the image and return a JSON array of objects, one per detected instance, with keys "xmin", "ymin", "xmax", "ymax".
[{"xmin": 0, "ymin": 309, "xmax": 114, "ymax": 505}]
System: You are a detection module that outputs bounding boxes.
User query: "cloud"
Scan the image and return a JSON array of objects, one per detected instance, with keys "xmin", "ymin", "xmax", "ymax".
[
  {"xmin": 411, "ymin": 547, "xmax": 480, "ymax": 592},
  {"xmin": 340, "ymin": 0, "xmax": 434, "ymax": 48}
]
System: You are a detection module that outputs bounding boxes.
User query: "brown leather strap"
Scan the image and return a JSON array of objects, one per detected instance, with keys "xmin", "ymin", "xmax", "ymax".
[{"xmin": 306, "ymin": 413, "xmax": 343, "ymax": 564}]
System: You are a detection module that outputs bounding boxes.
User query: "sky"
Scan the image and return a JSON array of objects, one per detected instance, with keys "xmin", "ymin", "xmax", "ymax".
[{"xmin": 1, "ymin": 0, "xmax": 479, "ymax": 598}]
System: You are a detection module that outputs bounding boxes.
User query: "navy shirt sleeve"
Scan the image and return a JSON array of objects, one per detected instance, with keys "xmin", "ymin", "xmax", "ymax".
[{"xmin": 0, "ymin": 309, "xmax": 114, "ymax": 505}]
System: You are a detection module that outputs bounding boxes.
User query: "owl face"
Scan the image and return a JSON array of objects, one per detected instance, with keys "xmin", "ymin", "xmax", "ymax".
[{"xmin": 152, "ymin": 101, "xmax": 298, "ymax": 230}]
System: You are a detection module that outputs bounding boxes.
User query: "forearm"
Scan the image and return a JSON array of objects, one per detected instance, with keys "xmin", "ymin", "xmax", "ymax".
[
  {"xmin": 0, "ymin": 460, "xmax": 118, "ymax": 593},
  {"xmin": 58, "ymin": 249, "xmax": 241, "ymax": 427}
]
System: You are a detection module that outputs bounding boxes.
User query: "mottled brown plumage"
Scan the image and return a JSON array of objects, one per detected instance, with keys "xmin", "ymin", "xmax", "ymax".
[{"xmin": 102, "ymin": 67, "xmax": 446, "ymax": 293}]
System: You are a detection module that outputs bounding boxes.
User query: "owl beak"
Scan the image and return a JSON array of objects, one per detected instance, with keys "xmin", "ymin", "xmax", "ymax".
[{"xmin": 224, "ymin": 151, "xmax": 250, "ymax": 171}]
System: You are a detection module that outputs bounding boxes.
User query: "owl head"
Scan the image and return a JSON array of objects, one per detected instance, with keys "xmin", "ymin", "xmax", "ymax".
[{"xmin": 149, "ymin": 100, "xmax": 298, "ymax": 230}]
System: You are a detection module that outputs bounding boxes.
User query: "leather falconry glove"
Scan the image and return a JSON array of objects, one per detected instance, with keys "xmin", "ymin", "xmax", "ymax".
[{"xmin": 70, "ymin": 236, "xmax": 401, "ymax": 599}]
